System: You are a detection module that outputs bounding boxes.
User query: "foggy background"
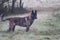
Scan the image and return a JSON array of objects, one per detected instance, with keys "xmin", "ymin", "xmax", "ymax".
[
  {"xmin": 0, "ymin": 0, "xmax": 60, "ymax": 40},
  {"xmin": 3, "ymin": 0, "xmax": 60, "ymax": 9}
]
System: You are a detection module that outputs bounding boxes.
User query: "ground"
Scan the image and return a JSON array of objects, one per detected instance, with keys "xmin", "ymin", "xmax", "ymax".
[{"xmin": 0, "ymin": 10, "xmax": 60, "ymax": 40}]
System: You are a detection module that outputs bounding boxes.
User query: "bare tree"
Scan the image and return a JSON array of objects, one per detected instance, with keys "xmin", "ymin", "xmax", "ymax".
[
  {"xmin": 11, "ymin": 0, "xmax": 16, "ymax": 13},
  {"xmin": 19, "ymin": 0, "xmax": 24, "ymax": 8}
]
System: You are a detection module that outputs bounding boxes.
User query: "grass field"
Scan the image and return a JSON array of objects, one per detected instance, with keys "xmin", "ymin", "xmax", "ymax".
[{"xmin": 0, "ymin": 11, "xmax": 60, "ymax": 40}]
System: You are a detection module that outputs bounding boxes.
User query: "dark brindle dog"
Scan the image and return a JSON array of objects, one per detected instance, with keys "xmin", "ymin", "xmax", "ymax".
[{"xmin": 2, "ymin": 10, "xmax": 37, "ymax": 32}]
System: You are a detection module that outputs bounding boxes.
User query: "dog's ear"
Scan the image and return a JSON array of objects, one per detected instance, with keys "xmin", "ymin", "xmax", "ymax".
[
  {"xmin": 34, "ymin": 10, "xmax": 37, "ymax": 19},
  {"xmin": 31, "ymin": 10, "xmax": 35, "ymax": 16},
  {"xmin": 35, "ymin": 10, "xmax": 37, "ymax": 16}
]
